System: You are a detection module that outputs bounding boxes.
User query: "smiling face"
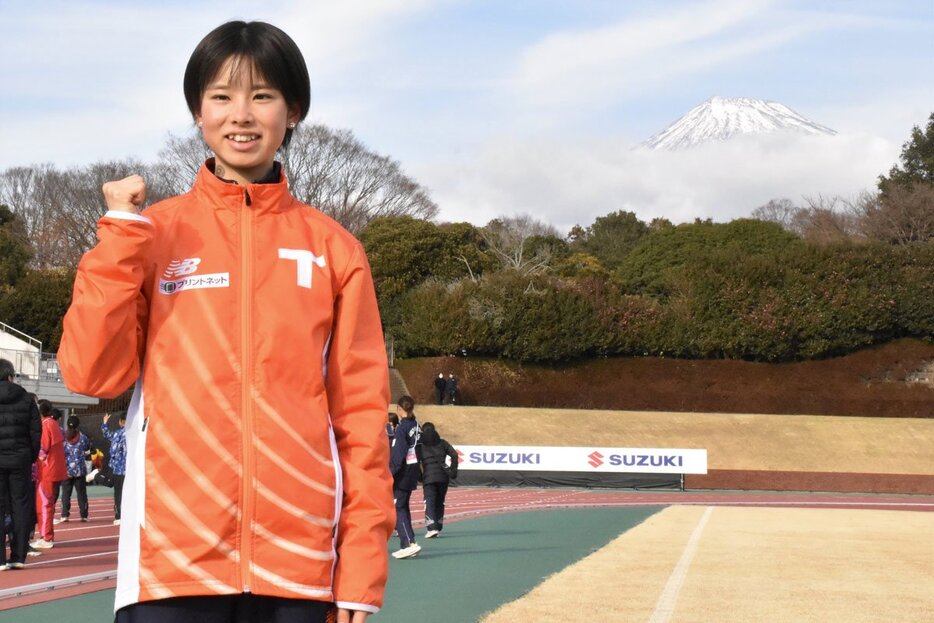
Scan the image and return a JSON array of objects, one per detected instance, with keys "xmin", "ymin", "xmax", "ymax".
[{"xmin": 196, "ymin": 57, "xmax": 298, "ymax": 185}]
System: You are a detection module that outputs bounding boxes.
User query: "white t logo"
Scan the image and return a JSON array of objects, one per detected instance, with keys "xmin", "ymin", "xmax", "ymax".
[{"xmin": 278, "ymin": 249, "xmax": 326, "ymax": 289}]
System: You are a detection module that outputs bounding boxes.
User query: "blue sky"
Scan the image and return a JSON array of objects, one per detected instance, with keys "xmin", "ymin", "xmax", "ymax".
[{"xmin": 1, "ymin": 0, "xmax": 932, "ymax": 232}]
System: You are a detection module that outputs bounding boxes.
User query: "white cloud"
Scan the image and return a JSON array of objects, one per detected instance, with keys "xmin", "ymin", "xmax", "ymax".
[
  {"xmin": 419, "ymin": 130, "xmax": 899, "ymax": 234},
  {"xmin": 509, "ymin": 0, "xmax": 774, "ymax": 109}
]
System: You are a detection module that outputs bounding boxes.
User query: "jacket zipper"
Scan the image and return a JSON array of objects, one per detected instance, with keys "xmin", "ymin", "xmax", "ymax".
[{"xmin": 240, "ymin": 187, "xmax": 254, "ymax": 592}]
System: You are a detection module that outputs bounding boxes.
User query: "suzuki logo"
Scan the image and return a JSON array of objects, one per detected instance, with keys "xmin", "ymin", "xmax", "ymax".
[
  {"xmin": 588, "ymin": 451, "xmax": 604, "ymax": 468},
  {"xmin": 456, "ymin": 449, "xmax": 465, "ymax": 463}
]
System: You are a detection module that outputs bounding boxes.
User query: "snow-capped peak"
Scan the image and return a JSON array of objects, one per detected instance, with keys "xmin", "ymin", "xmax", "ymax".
[{"xmin": 640, "ymin": 96, "xmax": 836, "ymax": 151}]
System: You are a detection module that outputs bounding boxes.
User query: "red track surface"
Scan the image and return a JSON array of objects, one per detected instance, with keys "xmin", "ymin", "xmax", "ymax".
[{"xmin": 3, "ymin": 488, "xmax": 933, "ymax": 610}]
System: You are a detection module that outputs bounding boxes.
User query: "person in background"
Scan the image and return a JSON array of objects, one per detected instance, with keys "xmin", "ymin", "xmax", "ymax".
[
  {"xmin": 416, "ymin": 422, "xmax": 459, "ymax": 539},
  {"xmin": 23, "ymin": 394, "xmax": 40, "ymax": 558},
  {"xmin": 85, "ymin": 447, "xmax": 106, "ymax": 485},
  {"xmin": 445, "ymin": 373, "xmax": 458, "ymax": 405},
  {"xmin": 0, "ymin": 359, "xmax": 41, "ymax": 570},
  {"xmin": 389, "ymin": 395, "xmax": 421, "ymax": 559},
  {"xmin": 434, "ymin": 373, "xmax": 446, "ymax": 405},
  {"xmin": 49, "ymin": 408, "xmax": 65, "ymax": 513},
  {"xmin": 100, "ymin": 413, "xmax": 126, "ymax": 526},
  {"xmin": 56, "ymin": 416, "xmax": 91, "ymax": 524},
  {"xmin": 31, "ymin": 400, "xmax": 67, "ymax": 549}
]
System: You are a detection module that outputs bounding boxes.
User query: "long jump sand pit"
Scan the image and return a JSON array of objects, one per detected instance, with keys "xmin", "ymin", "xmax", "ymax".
[{"xmin": 481, "ymin": 505, "xmax": 934, "ymax": 622}]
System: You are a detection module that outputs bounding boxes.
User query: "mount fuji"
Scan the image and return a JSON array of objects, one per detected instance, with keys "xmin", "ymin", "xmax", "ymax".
[{"xmin": 640, "ymin": 96, "xmax": 836, "ymax": 151}]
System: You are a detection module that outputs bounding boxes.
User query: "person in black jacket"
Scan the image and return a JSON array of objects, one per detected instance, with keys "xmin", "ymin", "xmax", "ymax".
[
  {"xmin": 445, "ymin": 374, "xmax": 458, "ymax": 405},
  {"xmin": 415, "ymin": 422, "xmax": 458, "ymax": 538},
  {"xmin": 433, "ymin": 373, "xmax": 446, "ymax": 405},
  {"xmin": 0, "ymin": 359, "xmax": 41, "ymax": 570},
  {"xmin": 389, "ymin": 395, "xmax": 421, "ymax": 559}
]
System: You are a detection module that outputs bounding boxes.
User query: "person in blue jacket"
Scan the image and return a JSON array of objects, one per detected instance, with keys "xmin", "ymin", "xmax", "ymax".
[
  {"xmin": 100, "ymin": 413, "xmax": 126, "ymax": 526},
  {"xmin": 389, "ymin": 395, "xmax": 420, "ymax": 559},
  {"xmin": 57, "ymin": 416, "xmax": 91, "ymax": 523}
]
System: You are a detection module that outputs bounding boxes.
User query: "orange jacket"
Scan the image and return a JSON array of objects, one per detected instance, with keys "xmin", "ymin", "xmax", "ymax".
[{"xmin": 59, "ymin": 162, "xmax": 394, "ymax": 614}]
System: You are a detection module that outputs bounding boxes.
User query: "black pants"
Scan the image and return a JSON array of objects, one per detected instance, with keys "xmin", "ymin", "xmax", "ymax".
[
  {"xmin": 423, "ymin": 481, "xmax": 449, "ymax": 532},
  {"xmin": 115, "ymin": 594, "xmax": 331, "ymax": 623},
  {"xmin": 393, "ymin": 486, "xmax": 415, "ymax": 548},
  {"xmin": 113, "ymin": 474, "xmax": 125, "ymax": 520},
  {"xmin": 61, "ymin": 475, "xmax": 89, "ymax": 519},
  {"xmin": 0, "ymin": 465, "xmax": 32, "ymax": 564},
  {"xmin": 26, "ymin": 470, "xmax": 37, "ymax": 539}
]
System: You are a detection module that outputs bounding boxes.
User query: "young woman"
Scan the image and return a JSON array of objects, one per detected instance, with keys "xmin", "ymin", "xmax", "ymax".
[
  {"xmin": 57, "ymin": 415, "xmax": 91, "ymax": 524},
  {"xmin": 388, "ymin": 395, "xmax": 421, "ymax": 559},
  {"xmin": 58, "ymin": 20, "xmax": 393, "ymax": 623}
]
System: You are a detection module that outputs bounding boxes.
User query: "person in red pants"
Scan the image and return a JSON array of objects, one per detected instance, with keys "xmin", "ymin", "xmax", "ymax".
[{"xmin": 31, "ymin": 400, "xmax": 66, "ymax": 549}]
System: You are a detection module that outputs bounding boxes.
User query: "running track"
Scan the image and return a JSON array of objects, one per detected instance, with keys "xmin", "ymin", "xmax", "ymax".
[{"xmin": 3, "ymin": 488, "xmax": 933, "ymax": 610}]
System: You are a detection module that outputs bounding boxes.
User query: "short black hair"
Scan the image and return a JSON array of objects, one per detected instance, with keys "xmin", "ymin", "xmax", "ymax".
[
  {"xmin": 38, "ymin": 399, "xmax": 54, "ymax": 417},
  {"xmin": 184, "ymin": 21, "xmax": 310, "ymax": 148},
  {"xmin": 397, "ymin": 395, "xmax": 415, "ymax": 416},
  {"xmin": 67, "ymin": 415, "xmax": 80, "ymax": 430},
  {"xmin": 119, "ymin": 412, "xmax": 127, "ymax": 422},
  {"xmin": 0, "ymin": 358, "xmax": 14, "ymax": 381}
]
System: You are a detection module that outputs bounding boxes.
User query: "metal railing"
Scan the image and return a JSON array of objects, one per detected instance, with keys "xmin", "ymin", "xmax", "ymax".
[
  {"xmin": 0, "ymin": 347, "xmax": 62, "ymax": 382},
  {"xmin": 0, "ymin": 321, "xmax": 42, "ymax": 351}
]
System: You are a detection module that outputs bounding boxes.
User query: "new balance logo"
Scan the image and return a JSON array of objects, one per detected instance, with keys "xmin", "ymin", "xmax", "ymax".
[
  {"xmin": 164, "ymin": 258, "xmax": 202, "ymax": 279},
  {"xmin": 159, "ymin": 258, "xmax": 229, "ymax": 295}
]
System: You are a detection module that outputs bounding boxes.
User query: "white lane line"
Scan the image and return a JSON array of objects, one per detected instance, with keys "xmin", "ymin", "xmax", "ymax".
[
  {"xmin": 59, "ymin": 534, "xmax": 118, "ymax": 544},
  {"xmin": 22, "ymin": 550, "xmax": 118, "ymax": 568},
  {"xmin": 54, "ymin": 525, "xmax": 118, "ymax": 534},
  {"xmin": 649, "ymin": 506, "xmax": 713, "ymax": 623}
]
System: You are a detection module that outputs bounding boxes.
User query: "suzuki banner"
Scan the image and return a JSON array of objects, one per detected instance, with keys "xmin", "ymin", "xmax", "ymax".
[{"xmin": 453, "ymin": 445, "xmax": 708, "ymax": 474}]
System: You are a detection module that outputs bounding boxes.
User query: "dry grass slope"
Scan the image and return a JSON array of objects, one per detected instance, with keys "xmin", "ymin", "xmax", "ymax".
[{"xmin": 416, "ymin": 405, "xmax": 934, "ymax": 475}]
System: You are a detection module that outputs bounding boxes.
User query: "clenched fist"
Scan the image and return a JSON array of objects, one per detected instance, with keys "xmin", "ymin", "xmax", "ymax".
[{"xmin": 102, "ymin": 175, "xmax": 147, "ymax": 213}]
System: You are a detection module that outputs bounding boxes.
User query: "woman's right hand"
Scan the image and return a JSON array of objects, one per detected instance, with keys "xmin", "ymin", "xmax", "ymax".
[{"xmin": 102, "ymin": 175, "xmax": 147, "ymax": 213}]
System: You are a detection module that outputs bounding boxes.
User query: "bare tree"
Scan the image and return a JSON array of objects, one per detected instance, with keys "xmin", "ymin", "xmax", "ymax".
[
  {"xmin": 754, "ymin": 194, "xmax": 864, "ymax": 244},
  {"xmin": 792, "ymin": 195, "xmax": 861, "ymax": 244},
  {"xmin": 0, "ymin": 164, "xmax": 61, "ymax": 267},
  {"xmin": 152, "ymin": 132, "xmax": 213, "ymax": 197},
  {"xmin": 752, "ymin": 198, "xmax": 798, "ymax": 230},
  {"xmin": 481, "ymin": 214, "xmax": 561, "ymax": 274},
  {"xmin": 852, "ymin": 184, "xmax": 934, "ymax": 244},
  {"xmin": 282, "ymin": 125, "xmax": 438, "ymax": 234},
  {"xmin": 0, "ymin": 160, "xmax": 170, "ymax": 269}
]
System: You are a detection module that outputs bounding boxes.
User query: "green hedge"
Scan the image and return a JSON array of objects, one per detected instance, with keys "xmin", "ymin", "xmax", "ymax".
[{"xmin": 389, "ymin": 239, "xmax": 933, "ymax": 363}]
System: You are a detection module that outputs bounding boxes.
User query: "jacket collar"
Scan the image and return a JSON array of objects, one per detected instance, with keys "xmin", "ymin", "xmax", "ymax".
[{"xmin": 191, "ymin": 158, "xmax": 295, "ymax": 215}]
